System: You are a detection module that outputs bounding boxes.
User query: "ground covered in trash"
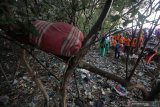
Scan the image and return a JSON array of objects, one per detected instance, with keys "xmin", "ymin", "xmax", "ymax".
[{"xmin": 0, "ymin": 41, "xmax": 158, "ymax": 107}]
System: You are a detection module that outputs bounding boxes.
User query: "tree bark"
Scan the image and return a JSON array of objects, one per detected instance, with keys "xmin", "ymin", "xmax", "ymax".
[{"xmin": 61, "ymin": 66, "xmax": 74, "ymax": 107}]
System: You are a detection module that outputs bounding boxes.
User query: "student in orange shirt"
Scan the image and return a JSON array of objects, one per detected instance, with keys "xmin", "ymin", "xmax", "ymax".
[
  {"xmin": 115, "ymin": 33, "xmax": 121, "ymax": 41},
  {"xmin": 119, "ymin": 36, "xmax": 124, "ymax": 47},
  {"xmin": 111, "ymin": 35, "xmax": 116, "ymax": 42},
  {"xmin": 131, "ymin": 38, "xmax": 137, "ymax": 54},
  {"xmin": 131, "ymin": 38, "xmax": 137, "ymax": 48},
  {"xmin": 139, "ymin": 35, "xmax": 144, "ymax": 48},
  {"xmin": 111, "ymin": 38, "xmax": 117, "ymax": 50},
  {"xmin": 124, "ymin": 37, "xmax": 130, "ymax": 54}
]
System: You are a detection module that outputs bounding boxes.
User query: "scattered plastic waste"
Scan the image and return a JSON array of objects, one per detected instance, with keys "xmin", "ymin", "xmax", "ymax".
[
  {"xmin": 1, "ymin": 40, "xmax": 157, "ymax": 107},
  {"xmin": 101, "ymin": 88, "xmax": 105, "ymax": 95},
  {"xmin": 109, "ymin": 81, "xmax": 128, "ymax": 96},
  {"xmin": 114, "ymin": 84, "xmax": 128, "ymax": 96},
  {"xmin": 29, "ymin": 101, "xmax": 35, "ymax": 107},
  {"xmin": 0, "ymin": 95, "xmax": 9, "ymax": 105},
  {"xmin": 48, "ymin": 91, "xmax": 56, "ymax": 97},
  {"xmin": 74, "ymin": 98, "xmax": 84, "ymax": 107},
  {"xmin": 145, "ymin": 64, "xmax": 156, "ymax": 71},
  {"xmin": 83, "ymin": 77, "xmax": 90, "ymax": 83},
  {"xmin": 94, "ymin": 99, "xmax": 104, "ymax": 107},
  {"xmin": 132, "ymin": 54, "xmax": 138, "ymax": 59},
  {"xmin": 12, "ymin": 79, "xmax": 18, "ymax": 85}
]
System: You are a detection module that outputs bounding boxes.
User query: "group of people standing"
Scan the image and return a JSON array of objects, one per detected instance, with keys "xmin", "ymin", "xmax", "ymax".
[{"xmin": 99, "ymin": 32, "xmax": 144, "ymax": 59}]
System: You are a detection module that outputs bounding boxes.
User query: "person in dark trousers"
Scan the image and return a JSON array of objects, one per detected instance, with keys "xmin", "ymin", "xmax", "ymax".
[{"xmin": 115, "ymin": 40, "xmax": 120, "ymax": 59}]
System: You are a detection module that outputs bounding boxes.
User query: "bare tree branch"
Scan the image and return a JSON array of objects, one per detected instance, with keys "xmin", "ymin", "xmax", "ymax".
[
  {"xmin": 21, "ymin": 49, "xmax": 49, "ymax": 107},
  {"xmin": 82, "ymin": 0, "xmax": 113, "ymax": 46}
]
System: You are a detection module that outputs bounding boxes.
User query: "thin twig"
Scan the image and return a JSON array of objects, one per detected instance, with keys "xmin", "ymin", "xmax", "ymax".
[
  {"xmin": 73, "ymin": 71, "xmax": 80, "ymax": 98},
  {"xmin": 21, "ymin": 49, "xmax": 50, "ymax": 107},
  {"xmin": 0, "ymin": 63, "xmax": 12, "ymax": 89}
]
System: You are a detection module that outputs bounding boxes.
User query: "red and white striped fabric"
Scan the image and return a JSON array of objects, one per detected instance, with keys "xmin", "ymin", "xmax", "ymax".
[{"xmin": 29, "ymin": 20, "xmax": 84, "ymax": 57}]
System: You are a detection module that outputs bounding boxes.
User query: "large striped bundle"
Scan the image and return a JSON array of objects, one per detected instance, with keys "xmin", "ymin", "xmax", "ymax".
[{"xmin": 29, "ymin": 20, "xmax": 84, "ymax": 57}]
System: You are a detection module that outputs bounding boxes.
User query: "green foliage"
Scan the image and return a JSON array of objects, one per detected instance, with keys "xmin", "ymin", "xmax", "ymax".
[
  {"xmin": 110, "ymin": 15, "xmax": 121, "ymax": 22},
  {"xmin": 0, "ymin": 0, "xmax": 158, "ymax": 38},
  {"xmin": 81, "ymin": 0, "xmax": 89, "ymax": 9}
]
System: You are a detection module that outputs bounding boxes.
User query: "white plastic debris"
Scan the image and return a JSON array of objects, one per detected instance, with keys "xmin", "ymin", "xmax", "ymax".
[
  {"xmin": 101, "ymin": 88, "xmax": 105, "ymax": 95},
  {"xmin": 12, "ymin": 79, "xmax": 18, "ymax": 85}
]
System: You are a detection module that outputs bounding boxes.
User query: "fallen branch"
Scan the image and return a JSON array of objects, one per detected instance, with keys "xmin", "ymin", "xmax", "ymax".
[
  {"xmin": 78, "ymin": 61, "xmax": 127, "ymax": 86},
  {"xmin": 78, "ymin": 61, "xmax": 149, "ymax": 99}
]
